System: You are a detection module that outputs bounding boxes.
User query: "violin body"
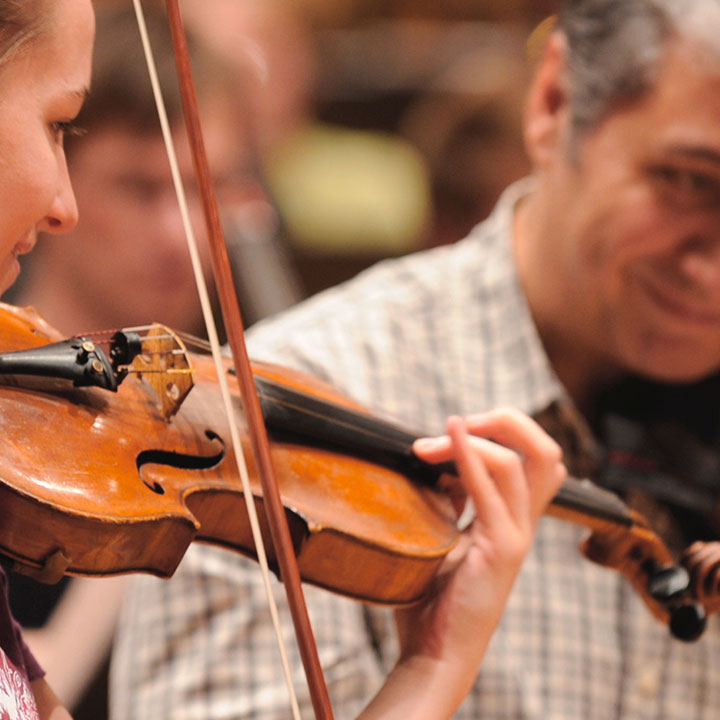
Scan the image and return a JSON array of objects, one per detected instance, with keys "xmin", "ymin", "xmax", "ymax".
[{"xmin": 0, "ymin": 302, "xmax": 457, "ymax": 605}]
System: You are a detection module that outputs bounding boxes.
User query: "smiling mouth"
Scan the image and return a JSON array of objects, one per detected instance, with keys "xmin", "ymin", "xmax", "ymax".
[
  {"xmin": 13, "ymin": 235, "xmax": 36, "ymax": 258},
  {"xmin": 642, "ymin": 279, "xmax": 720, "ymax": 325}
]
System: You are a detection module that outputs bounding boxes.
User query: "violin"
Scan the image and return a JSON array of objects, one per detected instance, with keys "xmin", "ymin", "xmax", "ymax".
[
  {"xmin": 682, "ymin": 540, "xmax": 720, "ymax": 614},
  {"xmin": 0, "ymin": 302, "xmax": 709, "ymax": 641}
]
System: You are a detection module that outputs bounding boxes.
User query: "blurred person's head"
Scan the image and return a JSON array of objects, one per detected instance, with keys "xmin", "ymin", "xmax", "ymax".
[
  {"xmin": 15, "ymin": 2, "xmax": 264, "ymax": 335},
  {"xmin": 400, "ymin": 32, "xmax": 530, "ymax": 245},
  {"xmin": 182, "ymin": 0, "xmax": 317, "ymax": 153},
  {"xmin": 517, "ymin": 0, "xmax": 720, "ymax": 409}
]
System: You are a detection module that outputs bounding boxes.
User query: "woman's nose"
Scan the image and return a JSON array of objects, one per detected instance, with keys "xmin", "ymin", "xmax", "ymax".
[{"xmin": 37, "ymin": 152, "xmax": 79, "ymax": 235}]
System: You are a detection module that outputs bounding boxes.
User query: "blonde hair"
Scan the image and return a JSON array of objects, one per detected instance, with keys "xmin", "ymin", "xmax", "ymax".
[{"xmin": 0, "ymin": 0, "xmax": 51, "ymax": 67}]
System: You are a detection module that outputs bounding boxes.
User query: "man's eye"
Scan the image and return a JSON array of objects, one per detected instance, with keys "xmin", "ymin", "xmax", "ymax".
[{"xmin": 651, "ymin": 166, "xmax": 720, "ymax": 206}]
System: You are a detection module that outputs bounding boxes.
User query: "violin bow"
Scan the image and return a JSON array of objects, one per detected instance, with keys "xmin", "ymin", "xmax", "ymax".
[{"xmin": 133, "ymin": 1, "xmax": 334, "ymax": 717}]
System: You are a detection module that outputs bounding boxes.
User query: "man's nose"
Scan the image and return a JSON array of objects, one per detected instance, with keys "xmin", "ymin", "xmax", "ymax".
[{"xmin": 678, "ymin": 235, "xmax": 720, "ymax": 298}]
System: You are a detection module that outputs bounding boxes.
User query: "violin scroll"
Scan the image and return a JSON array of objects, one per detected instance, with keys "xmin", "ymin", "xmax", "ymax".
[
  {"xmin": 546, "ymin": 479, "xmax": 706, "ymax": 641},
  {"xmin": 580, "ymin": 514, "xmax": 706, "ymax": 641}
]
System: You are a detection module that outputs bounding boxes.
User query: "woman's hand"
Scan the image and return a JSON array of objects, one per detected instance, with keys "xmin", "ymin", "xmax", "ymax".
[
  {"xmin": 359, "ymin": 409, "xmax": 565, "ymax": 719},
  {"xmin": 31, "ymin": 678, "xmax": 73, "ymax": 720}
]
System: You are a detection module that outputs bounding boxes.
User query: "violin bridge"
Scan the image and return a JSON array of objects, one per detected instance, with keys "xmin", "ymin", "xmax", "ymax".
[{"xmin": 131, "ymin": 324, "xmax": 194, "ymax": 420}]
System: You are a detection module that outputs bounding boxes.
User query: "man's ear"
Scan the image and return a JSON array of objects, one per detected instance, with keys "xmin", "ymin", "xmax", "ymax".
[{"xmin": 524, "ymin": 32, "xmax": 571, "ymax": 167}]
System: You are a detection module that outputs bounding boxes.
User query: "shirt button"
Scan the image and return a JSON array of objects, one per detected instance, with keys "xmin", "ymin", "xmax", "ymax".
[{"xmin": 637, "ymin": 666, "xmax": 660, "ymax": 698}]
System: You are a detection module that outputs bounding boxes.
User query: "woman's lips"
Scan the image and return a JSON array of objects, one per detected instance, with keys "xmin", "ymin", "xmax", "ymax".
[{"xmin": 13, "ymin": 235, "xmax": 36, "ymax": 257}]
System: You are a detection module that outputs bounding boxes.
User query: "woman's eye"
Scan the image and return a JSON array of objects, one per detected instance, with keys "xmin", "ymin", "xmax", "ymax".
[{"xmin": 50, "ymin": 121, "xmax": 85, "ymax": 143}]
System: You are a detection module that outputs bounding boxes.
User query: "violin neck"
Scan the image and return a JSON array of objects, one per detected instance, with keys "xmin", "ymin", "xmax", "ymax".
[
  {"xmin": 256, "ymin": 375, "xmax": 446, "ymax": 485},
  {"xmin": 256, "ymin": 376, "xmax": 634, "ymax": 531},
  {"xmin": 549, "ymin": 477, "xmax": 632, "ymax": 529}
]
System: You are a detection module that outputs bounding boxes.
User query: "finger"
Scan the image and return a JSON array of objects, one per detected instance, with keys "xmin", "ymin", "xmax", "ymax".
[
  {"xmin": 465, "ymin": 408, "xmax": 562, "ymax": 468},
  {"xmin": 682, "ymin": 541, "xmax": 720, "ymax": 567},
  {"xmin": 413, "ymin": 435, "xmax": 473, "ymax": 518},
  {"xmin": 445, "ymin": 416, "xmax": 529, "ymax": 534},
  {"xmin": 464, "ymin": 409, "xmax": 566, "ymax": 514},
  {"xmin": 413, "ymin": 431, "xmax": 515, "ymax": 466},
  {"xmin": 413, "ymin": 434, "xmax": 455, "ymax": 464},
  {"xmin": 414, "ymin": 410, "xmax": 566, "ymax": 524},
  {"xmin": 415, "ymin": 418, "xmax": 532, "ymax": 530},
  {"xmin": 436, "ymin": 473, "xmax": 469, "ymax": 518}
]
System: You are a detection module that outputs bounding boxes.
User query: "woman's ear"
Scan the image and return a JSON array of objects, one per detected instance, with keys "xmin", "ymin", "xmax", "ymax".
[{"xmin": 524, "ymin": 32, "xmax": 571, "ymax": 168}]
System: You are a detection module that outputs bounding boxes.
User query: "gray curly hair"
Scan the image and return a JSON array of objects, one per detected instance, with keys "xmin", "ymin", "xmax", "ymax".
[{"xmin": 558, "ymin": 0, "xmax": 720, "ymax": 135}]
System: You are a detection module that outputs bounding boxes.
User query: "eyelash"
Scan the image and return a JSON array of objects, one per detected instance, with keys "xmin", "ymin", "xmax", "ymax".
[{"xmin": 51, "ymin": 121, "xmax": 86, "ymax": 140}]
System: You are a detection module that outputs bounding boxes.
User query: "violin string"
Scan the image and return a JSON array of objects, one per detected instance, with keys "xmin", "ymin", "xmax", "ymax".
[
  {"xmin": 74, "ymin": 327, "xmax": 121, "ymax": 338},
  {"xmin": 120, "ymin": 325, "xmax": 210, "ymax": 349},
  {"xmin": 130, "ymin": 329, "xmax": 212, "ymax": 354},
  {"xmin": 123, "ymin": 368, "xmax": 192, "ymax": 375},
  {"xmin": 80, "ymin": 327, "xmax": 212, "ymax": 356},
  {"xmin": 176, "ymin": 333, "xmax": 212, "ymax": 352},
  {"xmin": 136, "ymin": 348, "xmax": 188, "ymax": 357},
  {"xmin": 132, "ymin": 3, "xmax": 302, "ymax": 717}
]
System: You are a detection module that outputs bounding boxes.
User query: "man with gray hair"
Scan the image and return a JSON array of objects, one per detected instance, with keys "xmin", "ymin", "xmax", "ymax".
[{"xmin": 111, "ymin": 1, "xmax": 720, "ymax": 717}]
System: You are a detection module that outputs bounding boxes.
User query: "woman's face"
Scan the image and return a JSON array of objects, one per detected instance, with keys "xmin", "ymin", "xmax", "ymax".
[{"xmin": 0, "ymin": 0, "xmax": 94, "ymax": 295}]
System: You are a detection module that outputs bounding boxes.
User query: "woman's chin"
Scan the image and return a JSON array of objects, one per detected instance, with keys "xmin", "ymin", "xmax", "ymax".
[{"xmin": 0, "ymin": 258, "xmax": 20, "ymax": 298}]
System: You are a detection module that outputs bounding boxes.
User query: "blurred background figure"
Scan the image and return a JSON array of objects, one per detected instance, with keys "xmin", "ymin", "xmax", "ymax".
[
  {"xmin": 187, "ymin": 0, "xmax": 541, "ymax": 292},
  {"xmin": 303, "ymin": 3, "xmax": 537, "ymax": 248},
  {"xmin": 182, "ymin": 0, "xmax": 433, "ymax": 292},
  {"xmin": 182, "ymin": 0, "xmax": 317, "ymax": 155},
  {"xmin": 160, "ymin": 0, "xmax": 542, "ymax": 295}
]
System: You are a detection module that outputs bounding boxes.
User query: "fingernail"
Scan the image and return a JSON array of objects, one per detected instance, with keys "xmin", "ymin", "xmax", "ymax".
[{"xmin": 414, "ymin": 436, "xmax": 446, "ymax": 451}]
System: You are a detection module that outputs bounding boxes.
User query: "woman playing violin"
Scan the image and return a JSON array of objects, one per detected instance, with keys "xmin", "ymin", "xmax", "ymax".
[
  {"xmin": 0, "ymin": 0, "xmax": 565, "ymax": 718},
  {"xmin": 0, "ymin": 2, "xmax": 92, "ymax": 718}
]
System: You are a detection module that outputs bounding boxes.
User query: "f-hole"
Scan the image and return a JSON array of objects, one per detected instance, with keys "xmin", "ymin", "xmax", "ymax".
[{"xmin": 136, "ymin": 429, "xmax": 226, "ymax": 494}]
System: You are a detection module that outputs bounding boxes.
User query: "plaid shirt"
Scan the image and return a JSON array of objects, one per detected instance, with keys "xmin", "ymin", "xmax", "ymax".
[{"xmin": 110, "ymin": 181, "xmax": 720, "ymax": 719}]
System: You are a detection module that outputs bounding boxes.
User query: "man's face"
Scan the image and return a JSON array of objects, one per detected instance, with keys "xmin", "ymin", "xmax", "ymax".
[{"xmin": 525, "ymin": 40, "xmax": 720, "ymax": 385}]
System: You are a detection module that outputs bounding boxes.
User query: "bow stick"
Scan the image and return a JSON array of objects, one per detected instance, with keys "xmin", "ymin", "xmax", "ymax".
[{"xmin": 134, "ymin": 1, "xmax": 334, "ymax": 717}]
